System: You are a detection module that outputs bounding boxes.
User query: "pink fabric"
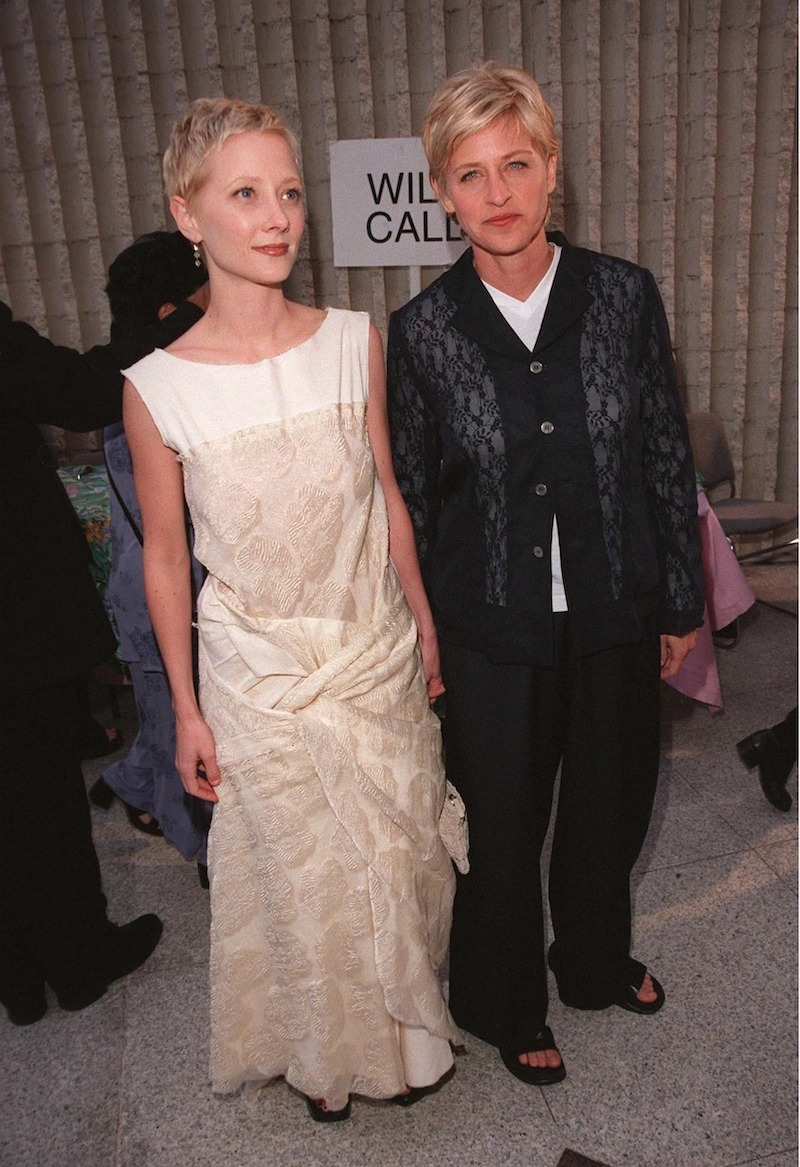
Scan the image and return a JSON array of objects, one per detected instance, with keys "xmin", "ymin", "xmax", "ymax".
[
  {"xmin": 665, "ymin": 491, "xmax": 755, "ymax": 711},
  {"xmin": 696, "ymin": 491, "xmax": 756, "ymax": 632}
]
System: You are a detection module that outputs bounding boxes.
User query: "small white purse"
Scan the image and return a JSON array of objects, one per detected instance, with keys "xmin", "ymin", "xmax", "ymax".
[{"xmin": 438, "ymin": 780, "xmax": 470, "ymax": 874}]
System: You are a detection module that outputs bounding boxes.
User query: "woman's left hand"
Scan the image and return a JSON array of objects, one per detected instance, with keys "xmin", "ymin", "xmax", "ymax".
[
  {"xmin": 419, "ymin": 628, "xmax": 446, "ymax": 703},
  {"xmin": 660, "ymin": 630, "xmax": 698, "ymax": 678}
]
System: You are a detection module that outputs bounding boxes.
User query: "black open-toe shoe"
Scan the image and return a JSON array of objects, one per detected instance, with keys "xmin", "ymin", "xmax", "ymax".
[
  {"xmin": 499, "ymin": 1027, "xmax": 567, "ymax": 1086},
  {"xmin": 613, "ymin": 971, "xmax": 665, "ymax": 1015},
  {"xmin": 393, "ymin": 1062, "xmax": 456, "ymax": 1106},
  {"xmin": 305, "ymin": 1096, "xmax": 351, "ymax": 1123}
]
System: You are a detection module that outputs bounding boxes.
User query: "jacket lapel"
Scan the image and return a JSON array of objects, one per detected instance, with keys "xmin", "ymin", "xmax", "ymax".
[
  {"xmin": 443, "ymin": 251, "xmax": 531, "ymax": 361},
  {"xmin": 442, "ymin": 236, "xmax": 594, "ymax": 358},
  {"xmin": 534, "ymin": 235, "xmax": 594, "ymax": 354}
]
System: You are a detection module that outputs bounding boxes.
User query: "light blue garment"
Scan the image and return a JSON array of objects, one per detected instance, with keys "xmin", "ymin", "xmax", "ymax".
[{"xmin": 101, "ymin": 422, "xmax": 210, "ymax": 860}]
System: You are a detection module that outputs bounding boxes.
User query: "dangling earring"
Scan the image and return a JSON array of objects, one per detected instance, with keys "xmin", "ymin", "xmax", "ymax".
[{"xmin": 192, "ymin": 242, "xmax": 203, "ymax": 268}]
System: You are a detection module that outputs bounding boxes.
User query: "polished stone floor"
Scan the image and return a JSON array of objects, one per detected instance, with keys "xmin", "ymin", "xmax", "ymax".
[{"xmin": 1, "ymin": 562, "xmax": 796, "ymax": 1167}]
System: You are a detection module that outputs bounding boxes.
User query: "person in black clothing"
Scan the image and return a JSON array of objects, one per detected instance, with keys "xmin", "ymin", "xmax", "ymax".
[
  {"xmin": 0, "ymin": 292, "xmax": 201, "ymax": 1026},
  {"xmin": 387, "ymin": 64, "xmax": 703, "ymax": 1085}
]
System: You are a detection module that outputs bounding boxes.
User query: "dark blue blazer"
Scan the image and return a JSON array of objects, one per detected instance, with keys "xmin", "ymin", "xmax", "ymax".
[{"xmin": 387, "ymin": 233, "xmax": 704, "ymax": 665}]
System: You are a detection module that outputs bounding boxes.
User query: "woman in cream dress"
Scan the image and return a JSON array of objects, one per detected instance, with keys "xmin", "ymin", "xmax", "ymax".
[{"xmin": 124, "ymin": 98, "xmax": 459, "ymax": 1121}]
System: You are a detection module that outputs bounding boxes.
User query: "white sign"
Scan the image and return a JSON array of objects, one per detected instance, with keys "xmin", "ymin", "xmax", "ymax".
[{"xmin": 329, "ymin": 138, "xmax": 467, "ymax": 268}]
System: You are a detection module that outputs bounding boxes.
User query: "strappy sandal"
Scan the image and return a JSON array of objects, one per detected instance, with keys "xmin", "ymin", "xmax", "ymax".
[{"xmin": 499, "ymin": 1027, "xmax": 566, "ymax": 1086}]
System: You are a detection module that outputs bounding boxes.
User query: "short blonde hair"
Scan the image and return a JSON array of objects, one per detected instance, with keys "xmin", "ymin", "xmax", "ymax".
[
  {"xmin": 422, "ymin": 62, "xmax": 558, "ymax": 183},
  {"xmin": 163, "ymin": 97, "xmax": 301, "ymax": 201}
]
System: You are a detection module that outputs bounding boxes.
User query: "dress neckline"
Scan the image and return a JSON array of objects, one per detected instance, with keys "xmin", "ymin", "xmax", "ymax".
[{"xmin": 155, "ymin": 308, "xmax": 332, "ymax": 369}]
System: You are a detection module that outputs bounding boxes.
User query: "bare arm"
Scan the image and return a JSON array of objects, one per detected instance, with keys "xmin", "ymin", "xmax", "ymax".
[
  {"xmin": 123, "ymin": 380, "xmax": 220, "ymax": 801},
  {"xmin": 365, "ymin": 324, "xmax": 444, "ymax": 702}
]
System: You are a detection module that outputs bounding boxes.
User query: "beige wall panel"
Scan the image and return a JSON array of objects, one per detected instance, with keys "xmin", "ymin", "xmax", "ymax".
[
  {"xmin": 365, "ymin": 0, "xmax": 414, "ymax": 323},
  {"xmin": 26, "ymin": 2, "xmax": 105, "ymax": 349},
  {"xmin": 637, "ymin": 0, "xmax": 678, "ymax": 304},
  {"xmin": 522, "ymin": 1, "xmax": 564, "ymax": 223},
  {"xmin": 101, "ymin": 2, "xmax": 164, "ymax": 243},
  {"xmin": 65, "ymin": 1, "xmax": 136, "ymax": 281},
  {"xmin": 328, "ymin": 0, "xmax": 379, "ymax": 318},
  {"xmin": 174, "ymin": 0, "xmax": 222, "ymax": 100},
  {"xmin": 480, "ymin": 0, "xmax": 521, "ymax": 68},
  {"xmin": 776, "ymin": 127, "xmax": 797, "ymax": 504},
  {"xmin": 740, "ymin": 0, "xmax": 796, "ymax": 499},
  {"xmin": 599, "ymin": 0, "xmax": 639, "ymax": 260},
  {"xmin": 0, "ymin": 0, "xmax": 74, "ymax": 343},
  {"xmin": 560, "ymin": 0, "xmax": 602, "ymax": 248},
  {"xmin": 709, "ymin": 4, "xmax": 757, "ymax": 432},
  {"xmin": 674, "ymin": 0, "xmax": 720, "ymax": 414}
]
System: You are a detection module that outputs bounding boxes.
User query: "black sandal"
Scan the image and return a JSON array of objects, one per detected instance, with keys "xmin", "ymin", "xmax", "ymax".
[
  {"xmin": 499, "ymin": 1027, "xmax": 566, "ymax": 1086},
  {"xmin": 393, "ymin": 1063, "xmax": 456, "ymax": 1106},
  {"xmin": 613, "ymin": 971, "xmax": 665, "ymax": 1015},
  {"xmin": 305, "ymin": 1096, "xmax": 351, "ymax": 1123}
]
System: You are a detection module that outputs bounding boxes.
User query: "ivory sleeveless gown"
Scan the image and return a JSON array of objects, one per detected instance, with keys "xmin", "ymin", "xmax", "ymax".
[{"xmin": 125, "ymin": 309, "xmax": 458, "ymax": 1109}]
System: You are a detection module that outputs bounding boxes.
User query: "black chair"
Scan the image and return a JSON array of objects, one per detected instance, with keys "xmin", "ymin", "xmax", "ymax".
[{"xmin": 686, "ymin": 411, "xmax": 797, "ymax": 562}]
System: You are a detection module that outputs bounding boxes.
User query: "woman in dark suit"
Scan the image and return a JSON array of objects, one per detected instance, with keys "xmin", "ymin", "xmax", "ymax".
[{"xmin": 387, "ymin": 62, "xmax": 704, "ymax": 1085}]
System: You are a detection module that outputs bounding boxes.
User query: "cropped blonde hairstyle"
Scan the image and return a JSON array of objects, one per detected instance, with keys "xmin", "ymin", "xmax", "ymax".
[
  {"xmin": 163, "ymin": 97, "xmax": 301, "ymax": 202},
  {"xmin": 422, "ymin": 62, "xmax": 558, "ymax": 184}
]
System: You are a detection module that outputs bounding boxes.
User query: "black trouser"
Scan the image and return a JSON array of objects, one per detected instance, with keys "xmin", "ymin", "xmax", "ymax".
[
  {"xmin": 0, "ymin": 679, "xmax": 111, "ymax": 1003},
  {"xmin": 441, "ymin": 613, "xmax": 661, "ymax": 1053}
]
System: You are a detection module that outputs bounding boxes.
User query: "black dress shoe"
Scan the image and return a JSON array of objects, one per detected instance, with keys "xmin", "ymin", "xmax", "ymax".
[
  {"xmin": 392, "ymin": 1063, "xmax": 456, "ymax": 1106},
  {"xmin": 499, "ymin": 1027, "xmax": 566, "ymax": 1086},
  {"xmin": 1, "ymin": 985, "xmax": 47, "ymax": 1026},
  {"xmin": 58, "ymin": 914, "xmax": 163, "ymax": 1011},
  {"xmin": 737, "ymin": 712, "xmax": 797, "ymax": 812},
  {"xmin": 614, "ymin": 972, "xmax": 665, "ymax": 1015},
  {"xmin": 89, "ymin": 778, "xmax": 163, "ymax": 836},
  {"xmin": 122, "ymin": 802, "xmax": 163, "ymax": 837}
]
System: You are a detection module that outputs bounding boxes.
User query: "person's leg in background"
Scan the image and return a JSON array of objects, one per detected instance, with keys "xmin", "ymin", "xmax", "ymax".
[{"xmin": 0, "ymin": 680, "xmax": 162, "ymax": 1024}]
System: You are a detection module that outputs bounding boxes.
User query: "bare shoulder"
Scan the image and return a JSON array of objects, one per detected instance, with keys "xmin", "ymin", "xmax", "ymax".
[{"xmin": 287, "ymin": 300, "xmax": 326, "ymax": 330}]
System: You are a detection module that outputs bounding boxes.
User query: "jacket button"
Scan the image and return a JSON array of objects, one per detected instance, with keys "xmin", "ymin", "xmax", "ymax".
[
  {"xmin": 535, "ymin": 483, "xmax": 548, "ymax": 496},
  {"xmin": 540, "ymin": 421, "xmax": 554, "ymax": 434},
  {"xmin": 530, "ymin": 360, "xmax": 543, "ymax": 373},
  {"xmin": 533, "ymin": 545, "xmax": 545, "ymax": 558}
]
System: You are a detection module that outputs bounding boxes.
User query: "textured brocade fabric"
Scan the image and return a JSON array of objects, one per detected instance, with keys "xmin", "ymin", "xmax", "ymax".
[
  {"xmin": 578, "ymin": 259, "xmax": 699, "ymax": 610},
  {"xmin": 180, "ymin": 401, "xmax": 457, "ymax": 1109}
]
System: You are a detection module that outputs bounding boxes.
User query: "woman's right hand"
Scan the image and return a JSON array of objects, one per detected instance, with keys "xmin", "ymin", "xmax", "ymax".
[{"xmin": 175, "ymin": 713, "xmax": 222, "ymax": 802}]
